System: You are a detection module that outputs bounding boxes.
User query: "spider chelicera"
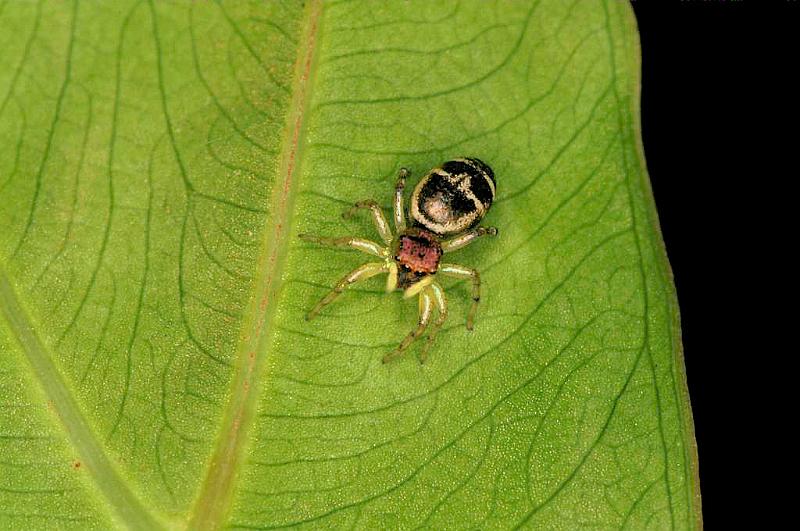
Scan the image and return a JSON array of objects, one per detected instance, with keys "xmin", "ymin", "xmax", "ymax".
[{"xmin": 299, "ymin": 158, "xmax": 497, "ymax": 363}]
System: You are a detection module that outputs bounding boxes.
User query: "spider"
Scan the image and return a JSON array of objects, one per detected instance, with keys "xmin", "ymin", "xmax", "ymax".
[{"xmin": 299, "ymin": 158, "xmax": 497, "ymax": 363}]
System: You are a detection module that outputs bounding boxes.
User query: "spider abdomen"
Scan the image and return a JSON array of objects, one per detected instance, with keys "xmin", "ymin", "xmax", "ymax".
[{"xmin": 410, "ymin": 157, "xmax": 496, "ymax": 237}]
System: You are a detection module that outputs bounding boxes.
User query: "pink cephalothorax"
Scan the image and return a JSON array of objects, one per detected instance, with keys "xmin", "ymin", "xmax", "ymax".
[
  {"xmin": 397, "ymin": 229, "xmax": 442, "ymax": 271},
  {"xmin": 299, "ymin": 158, "xmax": 498, "ymax": 363}
]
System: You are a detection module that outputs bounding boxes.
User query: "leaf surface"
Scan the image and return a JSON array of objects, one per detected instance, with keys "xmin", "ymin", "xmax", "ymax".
[{"xmin": 0, "ymin": 1, "xmax": 700, "ymax": 529}]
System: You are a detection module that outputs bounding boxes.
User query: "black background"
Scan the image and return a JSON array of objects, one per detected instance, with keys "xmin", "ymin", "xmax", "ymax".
[{"xmin": 632, "ymin": 1, "xmax": 793, "ymax": 526}]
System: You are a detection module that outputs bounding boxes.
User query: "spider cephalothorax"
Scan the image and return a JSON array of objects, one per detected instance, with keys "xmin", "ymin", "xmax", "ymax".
[
  {"xmin": 395, "ymin": 228, "xmax": 443, "ymax": 289},
  {"xmin": 299, "ymin": 158, "xmax": 498, "ymax": 363}
]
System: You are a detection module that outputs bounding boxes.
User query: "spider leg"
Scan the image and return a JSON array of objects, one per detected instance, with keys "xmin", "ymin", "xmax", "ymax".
[
  {"xmin": 306, "ymin": 262, "xmax": 387, "ymax": 320},
  {"xmin": 385, "ymin": 262, "xmax": 399, "ymax": 293},
  {"xmin": 342, "ymin": 200, "xmax": 392, "ymax": 245},
  {"xmin": 440, "ymin": 226, "xmax": 498, "ymax": 253},
  {"xmin": 420, "ymin": 283, "xmax": 448, "ymax": 363},
  {"xmin": 439, "ymin": 263, "xmax": 481, "ymax": 330},
  {"xmin": 298, "ymin": 234, "xmax": 386, "ymax": 258},
  {"xmin": 383, "ymin": 286, "xmax": 433, "ymax": 363},
  {"xmin": 394, "ymin": 167, "xmax": 410, "ymax": 232}
]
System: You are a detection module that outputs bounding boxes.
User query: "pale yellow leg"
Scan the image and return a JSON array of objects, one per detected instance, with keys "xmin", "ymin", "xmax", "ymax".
[
  {"xmin": 383, "ymin": 287, "xmax": 433, "ymax": 363},
  {"xmin": 394, "ymin": 168, "xmax": 409, "ymax": 232},
  {"xmin": 385, "ymin": 262, "xmax": 399, "ymax": 293},
  {"xmin": 440, "ymin": 226, "xmax": 498, "ymax": 253},
  {"xmin": 439, "ymin": 263, "xmax": 481, "ymax": 330},
  {"xmin": 342, "ymin": 200, "xmax": 393, "ymax": 245},
  {"xmin": 306, "ymin": 262, "xmax": 387, "ymax": 320},
  {"xmin": 298, "ymin": 234, "xmax": 386, "ymax": 258},
  {"xmin": 420, "ymin": 283, "xmax": 448, "ymax": 364}
]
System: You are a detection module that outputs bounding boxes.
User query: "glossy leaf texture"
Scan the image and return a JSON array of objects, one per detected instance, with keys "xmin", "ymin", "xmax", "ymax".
[{"xmin": 0, "ymin": 1, "xmax": 700, "ymax": 529}]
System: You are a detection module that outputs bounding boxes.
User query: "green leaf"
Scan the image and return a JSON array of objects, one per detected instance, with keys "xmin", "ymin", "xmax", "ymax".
[{"xmin": 0, "ymin": 0, "xmax": 700, "ymax": 529}]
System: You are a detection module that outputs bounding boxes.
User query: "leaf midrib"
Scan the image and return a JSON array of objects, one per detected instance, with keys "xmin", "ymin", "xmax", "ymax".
[
  {"xmin": 187, "ymin": 1, "xmax": 324, "ymax": 528},
  {"xmin": 0, "ymin": 1, "xmax": 323, "ymax": 528},
  {"xmin": 0, "ymin": 268, "xmax": 163, "ymax": 530}
]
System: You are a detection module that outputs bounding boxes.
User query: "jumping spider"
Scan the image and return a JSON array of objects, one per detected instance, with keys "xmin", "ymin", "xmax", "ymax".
[{"xmin": 299, "ymin": 158, "xmax": 497, "ymax": 363}]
